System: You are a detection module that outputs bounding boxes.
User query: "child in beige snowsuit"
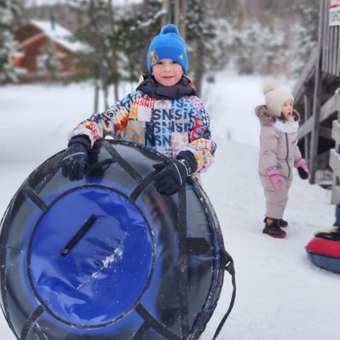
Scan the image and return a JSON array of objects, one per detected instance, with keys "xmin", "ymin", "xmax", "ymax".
[{"xmin": 256, "ymin": 80, "xmax": 309, "ymax": 238}]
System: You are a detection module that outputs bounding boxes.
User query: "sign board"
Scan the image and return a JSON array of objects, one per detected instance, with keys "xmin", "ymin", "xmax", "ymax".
[{"xmin": 330, "ymin": 0, "xmax": 340, "ymax": 26}]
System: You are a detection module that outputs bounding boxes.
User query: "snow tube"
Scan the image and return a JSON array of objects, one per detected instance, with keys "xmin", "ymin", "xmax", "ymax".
[
  {"xmin": 0, "ymin": 140, "xmax": 229, "ymax": 340},
  {"xmin": 306, "ymin": 232, "xmax": 340, "ymax": 274}
]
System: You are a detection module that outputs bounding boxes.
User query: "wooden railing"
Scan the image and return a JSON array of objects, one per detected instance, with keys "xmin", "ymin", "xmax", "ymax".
[{"xmin": 299, "ymin": 92, "xmax": 339, "ymax": 139}]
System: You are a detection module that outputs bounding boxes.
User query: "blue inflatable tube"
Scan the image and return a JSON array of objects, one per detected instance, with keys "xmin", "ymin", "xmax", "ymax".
[{"xmin": 0, "ymin": 141, "xmax": 231, "ymax": 340}]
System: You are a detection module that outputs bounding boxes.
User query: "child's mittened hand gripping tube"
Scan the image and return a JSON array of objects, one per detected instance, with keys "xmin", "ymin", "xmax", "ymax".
[{"xmin": 267, "ymin": 169, "xmax": 282, "ymax": 192}]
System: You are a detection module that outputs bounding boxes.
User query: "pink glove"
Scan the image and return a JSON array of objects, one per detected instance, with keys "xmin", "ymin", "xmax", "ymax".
[
  {"xmin": 294, "ymin": 158, "xmax": 309, "ymax": 172},
  {"xmin": 267, "ymin": 169, "xmax": 282, "ymax": 192}
]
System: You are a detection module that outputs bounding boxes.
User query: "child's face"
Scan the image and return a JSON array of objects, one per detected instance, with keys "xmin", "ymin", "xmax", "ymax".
[
  {"xmin": 152, "ymin": 59, "xmax": 183, "ymax": 87},
  {"xmin": 281, "ymin": 99, "xmax": 294, "ymax": 121}
]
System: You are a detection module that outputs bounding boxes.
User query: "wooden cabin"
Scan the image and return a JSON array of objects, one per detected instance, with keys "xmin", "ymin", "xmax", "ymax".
[
  {"xmin": 14, "ymin": 20, "xmax": 87, "ymax": 82},
  {"xmin": 293, "ymin": 0, "xmax": 340, "ymax": 201}
]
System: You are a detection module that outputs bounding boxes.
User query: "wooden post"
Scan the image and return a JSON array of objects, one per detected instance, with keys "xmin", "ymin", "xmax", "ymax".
[
  {"xmin": 303, "ymin": 91, "xmax": 312, "ymax": 162},
  {"xmin": 94, "ymin": 77, "xmax": 99, "ymax": 113},
  {"xmin": 331, "ymin": 91, "xmax": 340, "ymax": 203},
  {"xmin": 174, "ymin": 0, "xmax": 180, "ymax": 27},
  {"xmin": 162, "ymin": 0, "xmax": 186, "ymax": 35},
  {"xmin": 180, "ymin": 0, "xmax": 187, "ymax": 39},
  {"xmin": 162, "ymin": 0, "xmax": 169, "ymax": 25},
  {"xmin": 108, "ymin": 0, "xmax": 119, "ymax": 103},
  {"xmin": 310, "ymin": 0, "xmax": 325, "ymax": 183},
  {"xmin": 167, "ymin": 0, "xmax": 176, "ymax": 24}
]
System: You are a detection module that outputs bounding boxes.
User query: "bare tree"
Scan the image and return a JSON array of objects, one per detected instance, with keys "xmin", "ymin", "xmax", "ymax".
[{"xmin": 108, "ymin": 0, "xmax": 119, "ymax": 102}]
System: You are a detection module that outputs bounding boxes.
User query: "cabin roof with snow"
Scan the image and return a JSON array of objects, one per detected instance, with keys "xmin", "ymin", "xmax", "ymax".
[{"xmin": 17, "ymin": 20, "xmax": 87, "ymax": 53}]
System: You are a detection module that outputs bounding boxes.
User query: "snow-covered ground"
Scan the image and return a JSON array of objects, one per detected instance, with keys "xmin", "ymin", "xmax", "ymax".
[{"xmin": 0, "ymin": 72, "xmax": 337, "ymax": 340}]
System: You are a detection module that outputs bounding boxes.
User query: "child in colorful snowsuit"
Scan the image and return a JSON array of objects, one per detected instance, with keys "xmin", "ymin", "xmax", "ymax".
[
  {"xmin": 61, "ymin": 24, "xmax": 216, "ymax": 195},
  {"xmin": 255, "ymin": 79, "xmax": 309, "ymax": 238}
]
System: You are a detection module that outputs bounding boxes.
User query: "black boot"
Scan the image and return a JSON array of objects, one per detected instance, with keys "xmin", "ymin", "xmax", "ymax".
[
  {"xmin": 263, "ymin": 217, "xmax": 288, "ymax": 228},
  {"xmin": 262, "ymin": 218, "xmax": 287, "ymax": 239},
  {"xmin": 277, "ymin": 218, "xmax": 288, "ymax": 228}
]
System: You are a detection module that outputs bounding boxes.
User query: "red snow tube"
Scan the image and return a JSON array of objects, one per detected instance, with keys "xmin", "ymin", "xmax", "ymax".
[{"xmin": 306, "ymin": 233, "xmax": 340, "ymax": 274}]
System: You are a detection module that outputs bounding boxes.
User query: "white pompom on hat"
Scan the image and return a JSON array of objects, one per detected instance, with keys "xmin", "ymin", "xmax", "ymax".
[{"xmin": 262, "ymin": 78, "xmax": 294, "ymax": 117}]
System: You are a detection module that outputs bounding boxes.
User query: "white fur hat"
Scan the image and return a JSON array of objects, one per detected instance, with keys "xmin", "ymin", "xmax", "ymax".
[{"xmin": 263, "ymin": 78, "xmax": 294, "ymax": 117}]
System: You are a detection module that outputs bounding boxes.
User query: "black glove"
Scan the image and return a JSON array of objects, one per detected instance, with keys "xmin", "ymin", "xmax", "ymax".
[
  {"xmin": 297, "ymin": 167, "xmax": 309, "ymax": 180},
  {"xmin": 153, "ymin": 151, "xmax": 197, "ymax": 195},
  {"xmin": 61, "ymin": 135, "xmax": 91, "ymax": 181}
]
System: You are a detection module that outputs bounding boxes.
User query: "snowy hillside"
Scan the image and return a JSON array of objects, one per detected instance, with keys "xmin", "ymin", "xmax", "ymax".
[{"xmin": 0, "ymin": 73, "xmax": 338, "ymax": 340}]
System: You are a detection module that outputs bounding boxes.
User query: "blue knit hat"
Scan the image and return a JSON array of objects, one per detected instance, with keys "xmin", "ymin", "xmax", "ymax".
[{"xmin": 147, "ymin": 24, "xmax": 189, "ymax": 73}]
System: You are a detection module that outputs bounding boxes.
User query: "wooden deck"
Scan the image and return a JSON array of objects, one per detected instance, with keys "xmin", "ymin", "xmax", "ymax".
[{"xmin": 293, "ymin": 0, "xmax": 340, "ymax": 193}]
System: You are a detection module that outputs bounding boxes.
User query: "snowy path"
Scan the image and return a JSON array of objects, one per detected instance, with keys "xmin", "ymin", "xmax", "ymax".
[
  {"xmin": 0, "ymin": 76, "xmax": 339, "ymax": 339},
  {"xmin": 201, "ymin": 139, "xmax": 336, "ymax": 340}
]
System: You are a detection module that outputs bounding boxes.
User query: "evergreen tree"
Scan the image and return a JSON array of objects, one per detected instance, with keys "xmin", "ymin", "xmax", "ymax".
[
  {"xmin": 117, "ymin": 0, "xmax": 163, "ymax": 82},
  {"xmin": 185, "ymin": 0, "xmax": 217, "ymax": 94},
  {"xmin": 294, "ymin": 0, "xmax": 319, "ymax": 42},
  {"xmin": 70, "ymin": 0, "xmax": 163, "ymax": 109},
  {"xmin": 38, "ymin": 40, "xmax": 61, "ymax": 80},
  {"xmin": 213, "ymin": 0, "xmax": 242, "ymax": 20},
  {"xmin": 70, "ymin": 0, "xmax": 120, "ymax": 108},
  {"xmin": 290, "ymin": 0, "xmax": 319, "ymax": 76},
  {"xmin": 214, "ymin": 18, "xmax": 288, "ymax": 75},
  {"xmin": 209, "ymin": 18, "xmax": 234, "ymax": 72},
  {"xmin": 0, "ymin": 0, "xmax": 22, "ymax": 83},
  {"xmin": 204, "ymin": 0, "xmax": 318, "ymax": 77}
]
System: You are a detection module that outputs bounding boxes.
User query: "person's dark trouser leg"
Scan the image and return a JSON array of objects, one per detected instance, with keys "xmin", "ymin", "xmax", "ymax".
[{"xmin": 335, "ymin": 203, "xmax": 340, "ymax": 228}]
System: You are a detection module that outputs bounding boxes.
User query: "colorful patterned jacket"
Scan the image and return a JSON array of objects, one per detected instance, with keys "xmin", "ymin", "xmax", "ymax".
[{"xmin": 70, "ymin": 76, "xmax": 216, "ymax": 173}]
